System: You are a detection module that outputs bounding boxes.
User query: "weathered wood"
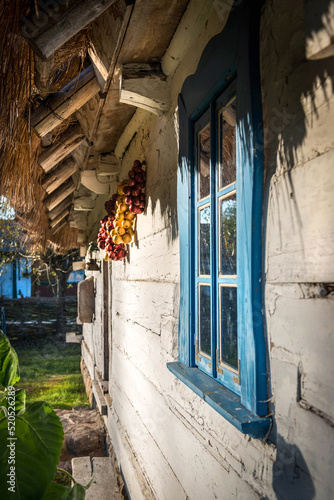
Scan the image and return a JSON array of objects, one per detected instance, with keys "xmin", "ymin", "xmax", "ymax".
[
  {"xmin": 34, "ymin": 54, "xmax": 54, "ymax": 95},
  {"xmin": 69, "ymin": 213, "xmax": 88, "ymax": 230},
  {"xmin": 119, "ymin": 65, "xmax": 170, "ymax": 115},
  {"xmin": 32, "ymin": 65, "xmax": 100, "ymax": 137},
  {"xmin": 49, "ymin": 219, "xmax": 68, "ymax": 235},
  {"xmin": 88, "ymin": 0, "xmax": 133, "ymax": 90},
  {"xmin": 48, "ymin": 196, "xmax": 73, "ymax": 220},
  {"xmin": 38, "ymin": 124, "xmax": 86, "ymax": 173},
  {"xmin": 80, "ymin": 170, "xmax": 110, "ymax": 194},
  {"xmin": 20, "ymin": 0, "xmax": 118, "ymax": 61},
  {"xmin": 73, "ymin": 196, "xmax": 95, "ymax": 211},
  {"xmin": 49, "ymin": 208, "xmax": 70, "ymax": 228},
  {"xmin": 42, "ymin": 158, "xmax": 78, "ymax": 194},
  {"xmin": 44, "ymin": 179, "xmax": 76, "ymax": 211}
]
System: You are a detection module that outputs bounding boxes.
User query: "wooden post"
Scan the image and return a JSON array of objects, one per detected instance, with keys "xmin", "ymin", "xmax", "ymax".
[
  {"xmin": 20, "ymin": 0, "xmax": 118, "ymax": 61},
  {"xmin": 49, "ymin": 196, "xmax": 73, "ymax": 219},
  {"xmin": 49, "ymin": 208, "xmax": 71, "ymax": 228},
  {"xmin": 44, "ymin": 179, "xmax": 76, "ymax": 211},
  {"xmin": 38, "ymin": 124, "xmax": 86, "ymax": 173},
  {"xmin": 32, "ymin": 65, "xmax": 100, "ymax": 137},
  {"xmin": 42, "ymin": 158, "xmax": 78, "ymax": 194}
]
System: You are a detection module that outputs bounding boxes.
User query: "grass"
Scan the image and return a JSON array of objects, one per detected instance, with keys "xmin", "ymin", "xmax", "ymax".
[{"xmin": 13, "ymin": 336, "xmax": 90, "ymax": 410}]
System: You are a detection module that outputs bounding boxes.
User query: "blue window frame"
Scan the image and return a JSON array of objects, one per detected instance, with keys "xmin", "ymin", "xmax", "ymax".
[{"xmin": 167, "ymin": 0, "xmax": 271, "ymax": 439}]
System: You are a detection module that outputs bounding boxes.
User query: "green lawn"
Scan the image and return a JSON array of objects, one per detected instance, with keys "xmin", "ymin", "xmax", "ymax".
[{"xmin": 14, "ymin": 339, "xmax": 90, "ymax": 410}]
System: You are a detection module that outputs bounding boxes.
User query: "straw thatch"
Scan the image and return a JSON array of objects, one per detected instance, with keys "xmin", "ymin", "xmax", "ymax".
[{"xmin": 0, "ymin": 0, "xmax": 90, "ymax": 253}]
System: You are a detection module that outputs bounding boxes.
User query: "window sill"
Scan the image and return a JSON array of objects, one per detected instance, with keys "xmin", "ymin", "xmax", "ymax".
[{"xmin": 167, "ymin": 362, "xmax": 271, "ymax": 440}]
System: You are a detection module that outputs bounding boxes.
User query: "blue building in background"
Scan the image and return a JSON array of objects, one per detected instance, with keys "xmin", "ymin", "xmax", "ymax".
[{"xmin": 0, "ymin": 257, "xmax": 31, "ymax": 298}]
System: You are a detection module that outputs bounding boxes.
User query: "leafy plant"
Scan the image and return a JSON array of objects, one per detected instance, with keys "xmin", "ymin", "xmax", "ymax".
[{"xmin": 0, "ymin": 332, "xmax": 92, "ymax": 499}]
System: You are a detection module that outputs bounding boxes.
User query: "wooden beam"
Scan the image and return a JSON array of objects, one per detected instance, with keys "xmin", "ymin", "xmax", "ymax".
[
  {"xmin": 20, "ymin": 0, "xmax": 118, "ymax": 61},
  {"xmin": 38, "ymin": 124, "xmax": 86, "ymax": 173},
  {"xmin": 32, "ymin": 65, "xmax": 100, "ymax": 137},
  {"xmin": 69, "ymin": 213, "xmax": 88, "ymax": 230},
  {"xmin": 73, "ymin": 196, "xmax": 95, "ymax": 211},
  {"xmin": 44, "ymin": 179, "xmax": 76, "ymax": 211},
  {"xmin": 119, "ymin": 64, "xmax": 170, "ymax": 116},
  {"xmin": 88, "ymin": 0, "xmax": 134, "ymax": 91},
  {"xmin": 34, "ymin": 54, "xmax": 54, "ymax": 95},
  {"xmin": 42, "ymin": 158, "xmax": 78, "ymax": 194},
  {"xmin": 48, "ymin": 196, "xmax": 73, "ymax": 220},
  {"xmin": 49, "ymin": 219, "xmax": 68, "ymax": 236},
  {"xmin": 49, "ymin": 208, "xmax": 70, "ymax": 228}
]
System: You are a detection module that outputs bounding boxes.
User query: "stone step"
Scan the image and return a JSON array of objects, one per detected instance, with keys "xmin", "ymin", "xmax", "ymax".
[{"xmin": 72, "ymin": 457, "xmax": 120, "ymax": 500}]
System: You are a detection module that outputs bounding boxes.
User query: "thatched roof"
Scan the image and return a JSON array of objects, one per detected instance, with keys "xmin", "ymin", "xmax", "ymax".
[
  {"xmin": 0, "ymin": 0, "xmax": 190, "ymax": 253},
  {"xmin": 0, "ymin": 0, "xmax": 90, "ymax": 252}
]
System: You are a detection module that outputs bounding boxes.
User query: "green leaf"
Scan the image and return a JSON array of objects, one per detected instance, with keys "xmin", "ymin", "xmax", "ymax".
[
  {"xmin": 0, "ymin": 401, "xmax": 64, "ymax": 500},
  {"xmin": 42, "ymin": 482, "xmax": 86, "ymax": 500},
  {"xmin": 0, "ymin": 388, "xmax": 26, "ymax": 417},
  {"xmin": 0, "ymin": 332, "xmax": 20, "ymax": 388}
]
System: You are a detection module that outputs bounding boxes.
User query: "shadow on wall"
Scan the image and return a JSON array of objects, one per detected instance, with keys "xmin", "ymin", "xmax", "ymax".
[
  {"xmin": 265, "ymin": 435, "xmax": 315, "ymax": 500},
  {"xmin": 261, "ymin": 0, "xmax": 334, "ymax": 425}
]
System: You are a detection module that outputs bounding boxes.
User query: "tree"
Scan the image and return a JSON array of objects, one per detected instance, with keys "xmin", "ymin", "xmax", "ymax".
[
  {"xmin": 31, "ymin": 246, "xmax": 80, "ymax": 336},
  {"xmin": 0, "ymin": 197, "xmax": 21, "ymax": 275}
]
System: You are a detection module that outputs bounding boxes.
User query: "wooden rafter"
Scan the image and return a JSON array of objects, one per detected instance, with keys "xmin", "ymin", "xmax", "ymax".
[
  {"xmin": 44, "ymin": 179, "xmax": 76, "ymax": 211},
  {"xmin": 38, "ymin": 124, "xmax": 86, "ymax": 173},
  {"xmin": 32, "ymin": 65, "xmax": 100, "ymax": 137},
  {"xmin": 20, "ymin": 0, "xmax": 118, "ymax": 61},
  {"xmin": 42, "ymin": 158, "xmax": 78, "ymax": 194}
]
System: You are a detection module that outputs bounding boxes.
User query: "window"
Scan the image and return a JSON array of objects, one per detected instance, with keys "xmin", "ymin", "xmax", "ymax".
[
  {"xmin": 194, "ymin": 84, "xmax": 240, "ymax": 396},
  {"xmin": 167, "ymin": 0, "xmax": 270, "ymax": 439}
]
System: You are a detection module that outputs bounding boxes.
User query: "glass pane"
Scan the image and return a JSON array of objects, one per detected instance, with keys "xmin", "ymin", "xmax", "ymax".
[
  {"xmin": 220, "ymin": 193, "xmax": 236, "ymax": 276},
  {"xmin": 220, "ymin": 286, "xmax": 238, "ymax": 369},
  {"xmin": 219, "ymin": 98, "xmax": 236, "ymax": 189},
  {"xmin": 199, "ymin": 284, "xmax": 211, "ymax": 357},
  {"xmin": 199, "ymin": 205, "xmax": 210, "ymax": 276},
  {"xmin": 198, "ymin": 123, "xmax": 210, "ymax": 200}
]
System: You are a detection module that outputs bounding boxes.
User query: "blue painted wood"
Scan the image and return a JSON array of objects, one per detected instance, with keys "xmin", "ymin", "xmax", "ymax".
[
  {"xmin": 236, "ymin": 0, "xmax": 267, "ymax": 416},
  {"xmin": 178, "ymin": 95, "xmax": 193, "ymax": 367},
  {"xmin": 167, "ymin": 362, "xmax": 271, "ymax": 439},
  {"xmin": 176, "ymin": 0, "xmax": 268, "ymax": 420}
]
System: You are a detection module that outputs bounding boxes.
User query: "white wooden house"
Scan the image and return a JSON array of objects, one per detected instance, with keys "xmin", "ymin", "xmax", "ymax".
[{"xmin": 22, "ymin": 0, "xmax": 334, "ymax": 498}]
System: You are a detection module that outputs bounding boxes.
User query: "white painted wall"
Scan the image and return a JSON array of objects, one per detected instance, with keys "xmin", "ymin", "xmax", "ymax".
[{"xmin": 82, "ymin": 0, "xmax": 334, "ymax": 498}]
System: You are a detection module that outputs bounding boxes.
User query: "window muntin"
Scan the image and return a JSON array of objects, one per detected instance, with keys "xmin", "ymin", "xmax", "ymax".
[{"xmin": 194, "ymin": 87, "xmax": 240, "ymax": 394}]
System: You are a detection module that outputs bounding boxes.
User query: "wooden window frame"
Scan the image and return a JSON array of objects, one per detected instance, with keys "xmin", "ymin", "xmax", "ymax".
[{"xmin": 167, "ymin": 0, "xmax": 270, "ymax": 438}]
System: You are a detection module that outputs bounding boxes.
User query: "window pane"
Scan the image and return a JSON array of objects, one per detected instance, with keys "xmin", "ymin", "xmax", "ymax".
[
  {"xmin": 199, "ymin": 284, "xmax": 211, "ymax": 357},
  {"xmin": 219, "ymin": 98, "xmax": 236, "ymax": 189},
  {"xmin": 220, "ymin": 193, "xmax": 236, "ymax": 276},
  {"xmin": 199, "ymin": 205, "xmax": 211, "ymax": 276},
  {"xmin": 198, "ymin": 123, "xmax": 210, "ymax": 200},
  {"xmin": 220, "ymin": 286, "xmax": 238, "ymax": 370}
]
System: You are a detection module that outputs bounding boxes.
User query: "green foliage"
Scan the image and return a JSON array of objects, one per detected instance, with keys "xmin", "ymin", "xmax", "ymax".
[
  {"xmin": 0, "ymin": 332, "xmax": 20, "ymax": 387},
  {"xmin": 0, "ymin": 333, "xmax": 90, "ymax": 499},
  {"xmin": 0, "ymin": 388, "xmax": 26, "ymax": 415},
  {"xmin": 0, "ymin": 401, "xmax": 64, "ymax": 499},
  {"xmin": 42, "ymin": 472, "xmax": 93, "ymax": 500}
]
